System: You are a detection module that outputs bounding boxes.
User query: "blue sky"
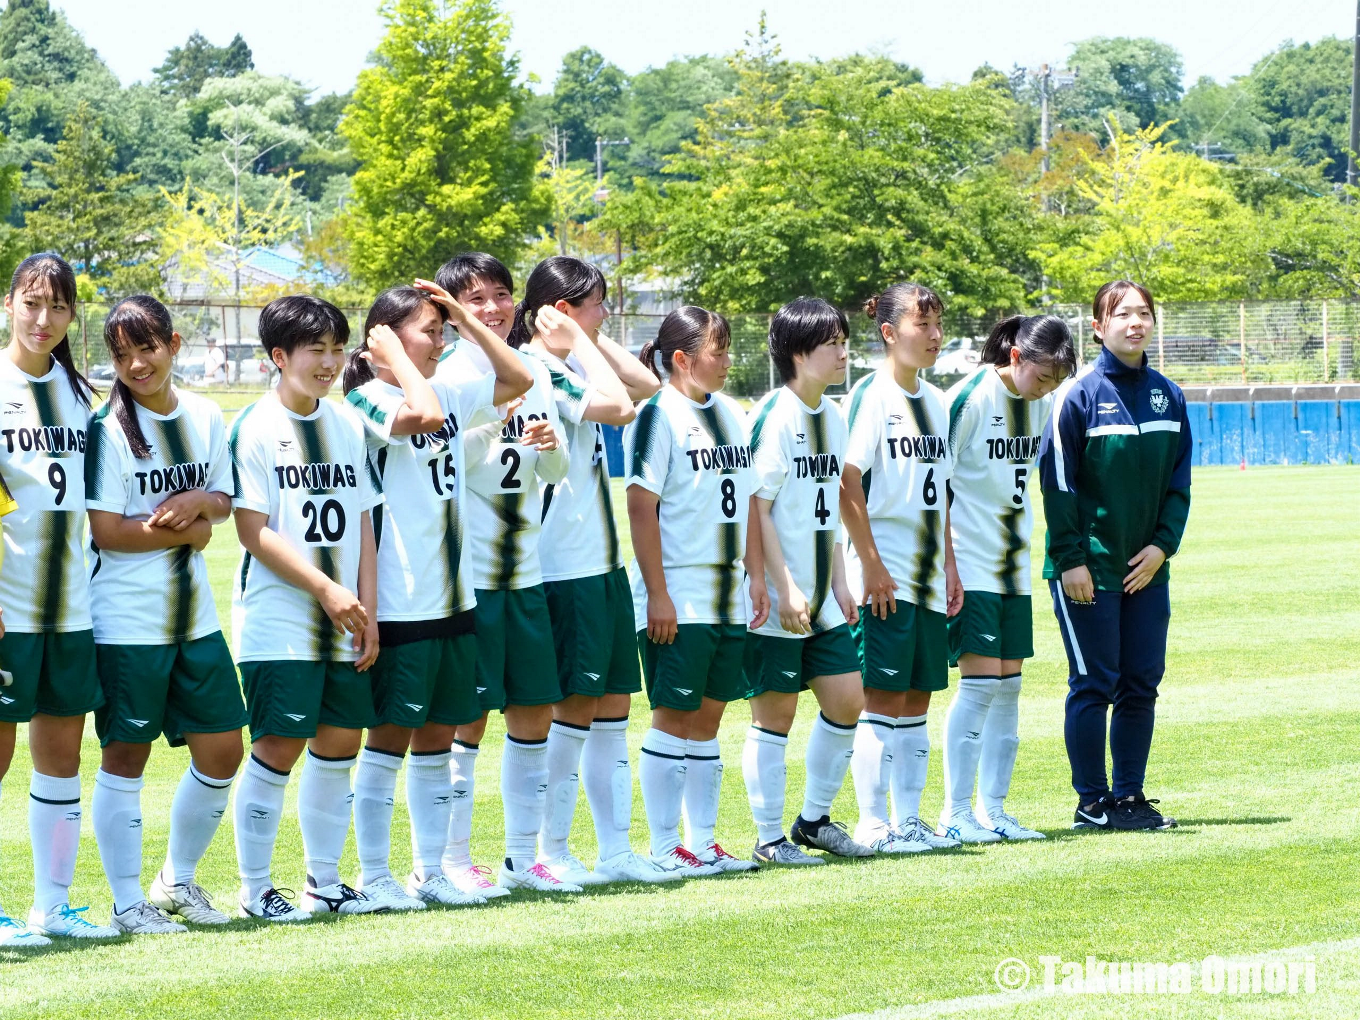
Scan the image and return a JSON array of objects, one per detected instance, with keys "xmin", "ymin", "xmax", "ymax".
[{"xmin": 53, "ymin": 0, "xmax": 1354, "ymax": 97}]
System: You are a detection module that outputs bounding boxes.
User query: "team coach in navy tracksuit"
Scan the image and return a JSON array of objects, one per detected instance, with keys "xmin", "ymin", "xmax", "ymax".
[{"xmin": 1037, "ymin": 280, "xmax": 1193, "ymax": 833}]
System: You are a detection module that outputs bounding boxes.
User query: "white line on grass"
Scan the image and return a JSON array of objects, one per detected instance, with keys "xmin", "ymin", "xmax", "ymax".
[{"xmin": 827, "ymin": 936, "xmax": 1360, "ymax": 1020}]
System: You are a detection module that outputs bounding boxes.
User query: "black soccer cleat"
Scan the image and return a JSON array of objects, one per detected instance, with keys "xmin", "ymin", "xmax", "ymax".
[
  {"xmin": 1111, "ymin": 795, "xmax": 1178, "ymax": 830},
  {"xmin": 1072, "ymin": 795, "xmax": 1117, "ymax": 830}
]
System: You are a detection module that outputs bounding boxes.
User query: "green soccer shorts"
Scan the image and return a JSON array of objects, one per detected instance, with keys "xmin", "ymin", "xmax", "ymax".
[
  {"xmin": 947, "ymin": 591, "xmax": 1034, "ymax": 666},
  {"xmin": 544, "ymin": 568, "xmax": 642, "ymax": 699},
  {"xmin": 851, "ymin": 601, "xmax": 950, "ymax": 693},
  {"xmin": 743, "ymin": 625, "xmax": 861, "ymax": 696},
  {"xmin": 473, "ymin": 586, "xmax": 561, "ymax": 711},
  {"xmin": 239, "ymin": 658, "xmax": 376, "ymax": 740},
  {"xmin": 371, "ymin": 630, "xmax": 481, "ymax": 728},
  {"xmin": 0, "ymin": 629, "xmax": 102, "ymax": 722},
  {"xmin": 637, "ymin": 623, "xmax": 749, "ymax": 712}
]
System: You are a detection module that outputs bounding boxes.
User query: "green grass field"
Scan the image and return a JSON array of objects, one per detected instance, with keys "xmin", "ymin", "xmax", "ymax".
[{"xmin": 1, "ymin": 466, "xmax": 1358, "ymax": 1019}]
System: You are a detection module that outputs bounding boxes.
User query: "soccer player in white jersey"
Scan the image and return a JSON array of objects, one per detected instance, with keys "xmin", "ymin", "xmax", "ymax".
[
  {"xmin": 229, "ymin": 296, "xmax": 387, "ymax": 921},
  {"xmin": 506, "ymin": 257, "xmax": 675, "ymax": 886},
  {"xmin": 434, "ymin": 256, "xmax": 580, "ymax": 895},
  {"xmin": 843, "ymin": 282, "xmax": 965, "ymax": 854},
  {"xmin": 84, "ymin": 296, "xmax": 247, "ymax": 933},
  {"xmin": 938, "ymin": 315, "xmax": 1074, "ymax": 843},
  {"xmin": 626, "ymin": 306, "xmax": 760, "ymax": 877},
  {"xmin": 0, "ymin": 253, "xmax": 111, "ymax": 943},
  {"xmin": 742, "ymin": 299, "xmax": 873, "ymax": 865},
  {"xmin": 343, "ymin": 283, "xmax": 533, "ymax": 910}
]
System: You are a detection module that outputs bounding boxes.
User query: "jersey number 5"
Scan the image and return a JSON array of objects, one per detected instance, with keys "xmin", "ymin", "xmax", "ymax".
[{"xmin": 1012, "ymin": 467, "xmax": 1026, "ymax": 506}]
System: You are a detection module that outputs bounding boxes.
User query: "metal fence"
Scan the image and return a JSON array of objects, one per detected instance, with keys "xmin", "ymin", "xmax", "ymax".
[{"xmin": 18, "ymin": 298, "xmax": 1360, "ymax": 397}]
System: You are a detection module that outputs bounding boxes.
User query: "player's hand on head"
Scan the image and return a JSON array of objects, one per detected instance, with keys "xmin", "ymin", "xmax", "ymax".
[
  {"xmin": 521, "ymin": 417, "xmax": 559, "ymax": 452},
  {"xmin": 647, "ymin": 592, "xmax": 678, "ymax": 645},
  {"xmin": 533, "ymin": 305, "xmax": 585, "ymax": 349},
  {"xmin": 413, "ymin": 279, "xmax": 469, "ymax": 327},
  {"xmin": 1123, "ymin": 545, "xmax": 1166, "ymax": 594},
  {"xmin": 361, "ymin": 324, "xmax": 407, "ymax": 372}
]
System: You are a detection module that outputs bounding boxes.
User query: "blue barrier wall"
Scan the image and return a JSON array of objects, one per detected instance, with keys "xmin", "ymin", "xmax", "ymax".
[{"xmin": 605, "ymin": 401, "xmax": 1360, "ymax": 475}]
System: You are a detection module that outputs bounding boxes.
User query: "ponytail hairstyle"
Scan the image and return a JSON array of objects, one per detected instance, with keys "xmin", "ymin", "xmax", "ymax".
[
  {"xmin": 864, "ymin": 281, "xmax": 944, "ymax": 337},
  {"xmin": 507, "ymin": 256, "xmax": 607, "ymax": 349},
  {"xmin": 769, "ymin": 298, "xmax": 849, "ymax": 384},
  {"xmin": 1091, "ymin": 279, "xmax": 1155, "ymax": 344},
  {"xmin": 980, "ymin": 314, "xmax": 1077, "ymax": 377},
  {"xmin": 102, "ymin": 296, "xmax": 176, "ymax": 460},
  {"xmin": 638, "ymin": 305, "xmax": 730, "ymax": 378},
  {"xmin": 8, "ymin": 251, "xmax": 95, "ymax": 407},
  {"xmin": 342, "ymin": 285, "xmax": 448, "ymax": 395}
]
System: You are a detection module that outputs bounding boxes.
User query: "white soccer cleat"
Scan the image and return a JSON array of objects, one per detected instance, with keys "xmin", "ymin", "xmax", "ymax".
[
  {"xmin": 406, "ymin": 873, "xmax": 488, "ymax": 907},
  {"xmin": 900, "ymin": 816, "xmax": 961, "ymax": 849},
  {"xmin": 149, "ymin": 871, "xmax": 230, "ymax": 925},
  {"xmin": 981, "ymin": 810, "xmax": 1047, "ymax": 840},
  {"xmin": 855, "ymin": 826, "xmax": 932, "ymax": 854},
  {"xmin": 938, "ymin": 811, "xmax": 1004, "ymax": 844},
  {"xmin": 650, "ymin": 845, "xmax": 722, "ymax": 877},
  {"xmin": 111, "ymin": 900, "xmax": 188, "ymax": 935},
  {"xmin": 239, "ymin": 886, "xmax": 311, "ymax": 923},
  {"xmin": 302, "ymin": 880, "xmax": 388, "ymax": 915},
  {"xmin": 498, "ymin": 861, "xmax": 584, "ymax": 893},
  {"xmin": 359, "ymin": 875, "xmax": 427, "ymax": 911},
  {"xmin": 593, "ymin": 850, "xmax": 684, "ymax": 884},
  {"xmin": 0, "ymin": 911, "xmax": 50, "ymax": 947},
  {"xmin": 539, "ymin": 852, "xmax": 609, "ymax": 887},
  {"xmin": 693, "ymin": 842, "xmax": 759, "ymax": 873},
  {"xmin": 27, "ymin": 904, "xmax": 118, "ymax": 939},
  {"xmin": 445, "ymin": 863, "xmax": 511, "ymax": 900}
]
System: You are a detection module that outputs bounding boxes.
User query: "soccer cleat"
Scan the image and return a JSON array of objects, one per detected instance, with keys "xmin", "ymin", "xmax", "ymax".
[
  {"xmin": 693, "ymin": 842, "xmax": 759, "ymax": 873},
  {"xmin": 406, "ymin": 873, "xmax": 487, "ymax": 907},
  {"xmin": 981, "ymin": 810, "xmax": 1047, "ymax": 840},
  {"xmin": 240, "ymin": 886, "xmax": 310, "ymax": 923},
  {"xmin": 302, "ymin": 878, "xmax": 388, "ymax": 915},
  {"xmin": 859, "ymin": 827, "xmax": 932, "ymax": 854},
  {"xmin": 359, "ymin": 875, "xmax": 427, "ymax": 911},
  {"xmin": 1112, "ymin": 796, "xmax": 1178, "ymax": 831},
  {"xmin": 445, "ymin": 863, "xmax": 511, "ymax": 900},
  {"xmin": 539, "ymin": 852, "xmax": 609, "ymax": 887},
  {"xmin": 592, "ymin": 850, "xmax": 684, "ymax": 884},
  {"xmin": 752, "ymin": 837, "xmax": 824, "ymax": 866},
  {"xmin": 900, "ymin": 816, "xmax": 960, "ymax": 849},
  {"xmin": 0, "ymin": 912, "xmax": 50, "ymax": 947},
  {"xmin": 791, "ymin": 816, "xmax": 875, "ymax": 858},
  {"xmin": 938, "ymin": 811, "xmax": 1004, "ymax": 844},
  {"xmin": 111, "ymin": 901, "xmax": 188, "ymax": 935},
  {"xmin": 27, "ymin": 904, "xmax": 118, "ymax": 939},
  {"xmin": 149, "ymin": 871, "xmax": 231, "ymax": 925},
  {"xmin": 651, "ymin": 845, "xmax": 722, "ymax": 877},
  {"xmin": 1072, "ymin": 795, "xmax": 1117, "ymax": 831},
  {"xmin": 498, "ymin": 861, "xmax": 584, "ymax": 893}
]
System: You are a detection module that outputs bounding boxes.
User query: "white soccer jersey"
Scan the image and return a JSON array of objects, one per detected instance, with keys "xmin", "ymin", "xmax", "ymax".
[
  {"xmin": 0, "ymin": 357, "xmax": 92, "ymax": 633},
  {"xmin": 625, "ymin": 386, "xmax": 752, "ymax": 627},
  {"xmin": 947, "ymin": 367, "xmax": 1054, "ymax": 596},
  {"xmin": 230, "ymin": 393, "xmax": 383, "ymax": 662},
  {"xmin": 85, "ymin": 390, "xmax": 232, "ymax": 644},
  {"xmin": 841, "ymin": 370, "xmax": 952, "ymax": 614},
  {"xmin": 528, "ymin": 348, "xmax": 624, "ymax": 582},
  {"xmin": 746, "ymin": 387, "xmax": 848, "ymax": 638},
  {"xmin": 437, "ymin": 343, "xmax": 568, "ymax": 591},
  {"xmin": 347, "ymin": 374, "xmax": 499, "ymax": 622}
]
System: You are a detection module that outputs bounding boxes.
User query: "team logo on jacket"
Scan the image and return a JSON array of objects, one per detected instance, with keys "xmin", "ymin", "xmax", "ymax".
[{"xmin": 1150, "ymin": 388, "xmax": 1169, "ymax": 415}]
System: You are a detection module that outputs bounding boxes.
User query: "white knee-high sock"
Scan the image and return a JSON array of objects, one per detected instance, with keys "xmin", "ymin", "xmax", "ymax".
[
  {"xmin": 442, "ymin": 740, "xmax": 479, "ymax": 873},
  {"xmin": 682, "ymin": 737, "xmax": 723, "ymax": 852},
  {"xmin": 353, "ymin": 746, "xmax": 403, "ymax": 884},
  {"xmin": 165, "ymin": 763, "xmax": 234, "ymax": 887},
  {"xmin": 800, "ymin": 712, "xmax": 857, "ymax": 823},
  {"xmin": 891, "ymin": 714, "xmax": 930, "ymax": 827},
  {"xmin": 942, "ymin": 676, "xmax": 999, "ymax": 819},
  {"xmin": 539, "ymin": 720, "xmax": 589, "ymax": 860},
  {"xmin": 639, "ymin": 729, "xmax": 687, "ymax": 857},
  {"xmin": 407, "ymin": 749, "xmax": 453, "ymax": 883},
  {"xmin": 581, "ymin": 717, "xmax": 632, "ymax": 862},
  {"xmin": 742, "ymin": 726, "xmax": 788, "ymax": 846},
  {"xmin": 978, "ymin": 673, "xmax": 1023, "ymax": 818},
  {"xmin": 29, "ymin": 772, "xmax": 81, "ymax": 915},
  {"xmin": 298, "ymin": 751, "xmax": 356, "ymax": 888},
  {"xmin": 851, "ymin": 713, "xmax": 894, "ymax": 840},
  {"xmin": 92, "ymin": 770, "xmax": 144, "ymax": 913},
  {"xmin": 234, "ymin": 755, "xmax": 289, "ymax": 899},
  {"xmin": 500, "ymin": 735, "xmax": 548, "ymax": 872}
]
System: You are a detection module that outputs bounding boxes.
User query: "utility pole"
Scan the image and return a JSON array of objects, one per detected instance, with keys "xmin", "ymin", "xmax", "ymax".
[
  {"xmin": 1349, "ymin": 0, "xmax": 1360, "ymax": 190},
  {"xmin": 1034, "ymin": 64, "xmax": 1076, "ymax": 215},
  {"xmin": 593, "ymin": 135, "xmax": 631, "ymax": 322}
]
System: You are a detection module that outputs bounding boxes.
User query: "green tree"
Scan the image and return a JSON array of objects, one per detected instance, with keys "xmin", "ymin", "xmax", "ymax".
[
  {"xmin": 154, "ymin": 31, "xmax": 254, "ymax": 98},
  {"xmin": 1260, "ymin": 188, "xmax": 1360, "ymax": 298},
  {"xmin": 1056, "ymin": 37, "xmax": 1184, "ymax": 134},
  {"xmin": 1172, "ymin": 76, "xmax": 1270, "ymax": 158},
  {"xmin": 341, "ymin": 0, "xmax": 549, "ymax": 286},
  {"xmin": 550, "ymin": 47, "xmax": 626, "ymax": 163},
  {"xmin": 1249, "ymin": 37, "xmax": 1353, "ymax": 181},
  {"xmin": 608, "ymin": 55, "xmax": 737, "ymax": 180},
  {"xmin": 22, "ymin": 101, "xmax": 160, "ymax": 294}
]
